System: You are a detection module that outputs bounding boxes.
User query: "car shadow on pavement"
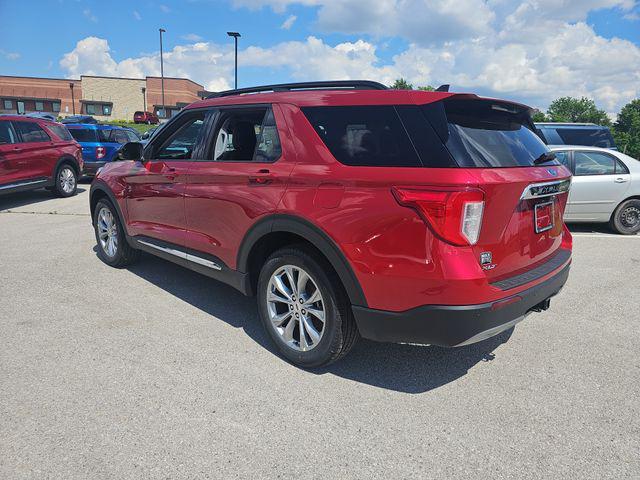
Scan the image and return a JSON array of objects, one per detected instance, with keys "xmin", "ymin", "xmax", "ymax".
[
  {"xmin": 566, "ymin": 222, "xmax": 613, "ymax": 234},
  {"xmin": 0, "ymin": 188, "xmax": 87, "ymax": 210},
  {"xmin": 122, "ymin": 252, "xmax": 513, "ymax": 394}
]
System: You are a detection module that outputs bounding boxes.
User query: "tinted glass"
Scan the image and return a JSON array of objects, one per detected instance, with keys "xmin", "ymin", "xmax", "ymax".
[
  {"xmin": 86, "ymin": 104, "xmax": 97, "ymax": 115},
  {"xmin": 13, "ymin": 121, "xmax": 50, "ymax": 143},
  {"xmin": 574, "ymin": 151, "xmax": 615, "ymax": 175},
  {"xmin": 0, "ymin": 121, "xmax": 16, "ymax": 144},
  {"xmin": 554, "ymin": 151, "xmax": 570, "ymax": 169},
  {"xmin": 113, "ymin": 130, "xmax": 129, "ymax": 144},
  {"xmin": 302, "ymin": 105, "xmax": 422, "ymax": 167},
  {"xmin": 35, "ymin": 101, "xmax": 44, "ymax": 111},
  {"xmin": 52, "ymin": 102, "xmax": 61, "ymax": 112},
  {"xmin": 69, "ymin": 128, "xmax": 97, "ymax": 142},
  {"xmin": 3, "ymin": 100, "xmax": 12, "ymax": 109},
  {"xmin": 126, "ymin": 130, "xmax": 140, "ymax": 142},
  {"xmin": 557, "ymin": 128, "xmax": 615, "ymax": 148},
  {"xmin": 156, "ymin": 112, "xmax": 205, "ymax": 160},
  {"xmin": 47, "ymin": 124, "xmax": 73, "ymax": 141},
  {"xmin": 616, "ymin": 159, "xmax": 629, "ymax": 174},
  {"xmin": 440, "ymin": 99, "xmax": 552, "ymax": 168},
  {"xmin": 211, "ymin": 107, "xmax": 282, "ymax": 162}
]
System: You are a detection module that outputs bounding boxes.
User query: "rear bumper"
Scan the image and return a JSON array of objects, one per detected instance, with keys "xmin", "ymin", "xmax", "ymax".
[
  {"xmin": 83, "ymin": 161, "xmax": 106, "ymax": 176},
  {"xmin": 352, "ymin": 263, "xmax": 570, "ymax": 347}
]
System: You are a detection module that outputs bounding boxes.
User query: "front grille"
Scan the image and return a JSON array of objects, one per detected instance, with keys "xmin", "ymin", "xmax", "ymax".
[{"xmin": 490, "ymin": 249, "xmax": 571, "ymax": 291}]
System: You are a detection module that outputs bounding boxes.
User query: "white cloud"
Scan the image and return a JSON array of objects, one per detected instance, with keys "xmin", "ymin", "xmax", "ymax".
[
  {"xmin": 133, "ymin": 10, "xmax": 142, "ymax": 21},
  {"xmin": 4, "ymin": 52, "xmax": 20, "ymax": 61},
  {"xmin": 182, "ymin": 33, "xmax": 204, "ymax": 42},
  {"xmin": 159, "ymin": 4, "xmax": 170, "ymax": 13},
  {"xmin": 280, "ymin": 14, "xmax": 297, "ymax": 30},
  {"xmin": 83, "ymin": 8, "xmax": 97, "ymax": 23},
  {"xmin": 60, "ymin": 0, "xmax": 640, "ymax": 115}
]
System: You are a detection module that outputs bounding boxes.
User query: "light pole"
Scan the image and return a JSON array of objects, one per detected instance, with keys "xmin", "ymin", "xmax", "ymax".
[
  {"xmin": 227, "ymin": 31, "xmax": 241, "ymax": 89},
  {"xmin": 141, "ymin": 87, "xmax": 146, "ymax": 112},
  {"xmin": 69, "ymin": 82, "xmax": 75, "ymax": 115},
  {"xmin": 159, "ymin": 28, "xmax": 166, "ymax": 118}
]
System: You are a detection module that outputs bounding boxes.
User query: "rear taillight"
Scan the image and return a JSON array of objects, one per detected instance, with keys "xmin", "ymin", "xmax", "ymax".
[
  {"xmin": 392, "ymin": 187, "xmax": 485, "ymax": 246},
  {"xmin": 96, "ymin": 146, "xmax": 106, "ymax": 159}
]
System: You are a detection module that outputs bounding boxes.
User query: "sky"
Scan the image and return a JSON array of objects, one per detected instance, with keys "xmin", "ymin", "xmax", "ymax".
[{"xmin": 0, "ymin": 0, "xmax": 639, "ymax": 114}]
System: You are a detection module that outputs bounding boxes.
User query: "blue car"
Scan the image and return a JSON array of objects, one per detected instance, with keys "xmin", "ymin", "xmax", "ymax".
[{"xmin": 66, "ymin": 124, "xmax": 141, "ymax": 176}]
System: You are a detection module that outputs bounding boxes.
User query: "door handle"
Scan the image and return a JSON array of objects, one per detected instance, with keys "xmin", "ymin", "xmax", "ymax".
[
  {"xmin": 614, "ymin": 177, "xmax": 628, "ymax": 183},
  {"xmin": 249, "ymin": 169, "xmax": 274, "ymax": 185},
  {"xmin": 13, "ymin": 147, "xmax": 22, "ymax": 153}
]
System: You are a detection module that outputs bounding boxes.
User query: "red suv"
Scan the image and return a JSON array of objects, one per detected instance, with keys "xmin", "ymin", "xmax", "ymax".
[
  {"xmin": 134, "ymin": 111, "xmax": 159, "ymax": 125},
  {"xmin": 0, "ymin": 115, "xmax": 83, "ymax": 197},
  {"xmin": 90, "ymin": 81, "xmax": 572, "ymax": 367}
]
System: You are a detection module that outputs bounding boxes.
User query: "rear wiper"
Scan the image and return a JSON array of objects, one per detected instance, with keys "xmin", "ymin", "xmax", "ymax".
[{"xmin": 533, "ymin": 152, "xmax": 557, "ymax": 165}]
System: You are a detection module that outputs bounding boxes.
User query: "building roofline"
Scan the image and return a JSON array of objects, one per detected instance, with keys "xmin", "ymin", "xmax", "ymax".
[{"xmin": 0, "ymin": 74, "xmax": 80, "ymax": 82}]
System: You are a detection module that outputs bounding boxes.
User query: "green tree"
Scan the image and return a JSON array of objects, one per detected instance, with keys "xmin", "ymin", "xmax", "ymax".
[
  {"xmin": 390, "ymin": 78, "xmax": 413, "ymax": 90},
  {"xmin": 613, "ymin": 99, "xmax": 640, "ymax": 159},
  {"xmin": 417, "ymin": 85, "xmax": 435, "ymax": 91},
  {"xmin": 531, "ymin": 109, "xmax": 547, "ymax": 122},
  {"xmin": 546, "ymin": 97, "xmax": 611, "ymax": 125}
]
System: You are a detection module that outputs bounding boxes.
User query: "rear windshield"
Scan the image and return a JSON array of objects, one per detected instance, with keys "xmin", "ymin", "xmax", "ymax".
[
  {"xmin": 436, "ymin": 99, "xmax": 553, "ymax": 168},
  {"xmin": 134, "ymin": 111, "xmax": 144, "ymax": 116},
  {"xmin": 68, "ymin": 128, "xmax": 97, "ymax": 142},
  {"xmin": 556, "ymin": 127, "xmax": 616, "ymax": 149}
]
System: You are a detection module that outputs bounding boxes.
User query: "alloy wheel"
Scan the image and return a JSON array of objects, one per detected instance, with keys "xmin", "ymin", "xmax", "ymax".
[
  {"xmin": 97, "ymin": 207, "xmax": 118, "ymax": 257},
  {"xmin": 266, "ymin": 265, "xmax": 326, "ymax": 352},
  {"xmin": 59, "ymin": 167, "xmax": 76, "ymax": 194}
]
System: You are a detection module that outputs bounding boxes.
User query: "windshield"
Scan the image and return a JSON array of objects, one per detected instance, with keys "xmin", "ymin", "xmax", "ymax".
[{"xmin": 435, "ymin": 99, "xmax": 556, "ymax": 168}]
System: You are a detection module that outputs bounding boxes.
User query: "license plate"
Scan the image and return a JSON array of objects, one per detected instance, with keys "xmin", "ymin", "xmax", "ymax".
[{"xmin": 534, "ymin": 201, "xmax": 554, "ymax": 233}]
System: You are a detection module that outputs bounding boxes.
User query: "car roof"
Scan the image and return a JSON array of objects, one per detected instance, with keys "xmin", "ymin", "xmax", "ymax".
[
  {"xmin": 536, "ymin": 122, "xmax": 608, "ymax": 129},
  {"xmin": 186, "ymin": 89, "xmax": 532, "ymax": 111},
  {"xmin": 65, "ymin": 123, "xmax": 125, "ymax": 130},
  {"xmin": 0, "ymin": 114, "xmax": 60, "ymax": 126}
]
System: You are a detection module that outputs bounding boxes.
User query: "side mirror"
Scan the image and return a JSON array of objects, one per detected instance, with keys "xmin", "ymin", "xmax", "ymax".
[{"xmin": 118, "ymin": 142, "xmax": 144, "ymax": 161}]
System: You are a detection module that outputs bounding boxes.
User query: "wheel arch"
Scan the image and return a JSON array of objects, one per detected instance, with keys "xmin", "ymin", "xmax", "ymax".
[
  {"xmin": 238, "ymin": 214, "xmax": 367, "ymax": 307},
  {"xmin": 54, "ymin": 155, "xmax": 80, "ymax": 177},
  {"xmin": 89, "ymin": 181, "xmax": 129, "ymax": 236}
]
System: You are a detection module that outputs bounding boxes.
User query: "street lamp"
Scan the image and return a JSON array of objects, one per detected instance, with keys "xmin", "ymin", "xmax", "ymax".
[
  {"xmin": 69, "ymin": 82, "xmax": 75, "ymax": 115},
  {"xmin": 141, "ymin": 87, "xmax": 146, "ymax": 112},
  {"xmin": 227, "ymin": 31, "xmax": 241, "ymax": 89},
  {"xmin": 159, "ymin": 28, "xmax": 166, "ymax": 118}
]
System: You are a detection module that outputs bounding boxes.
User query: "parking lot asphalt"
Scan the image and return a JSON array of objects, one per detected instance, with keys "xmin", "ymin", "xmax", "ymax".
[{"xmin": 1, "ymin": 186, "xmax": 639, "ymax": 480}]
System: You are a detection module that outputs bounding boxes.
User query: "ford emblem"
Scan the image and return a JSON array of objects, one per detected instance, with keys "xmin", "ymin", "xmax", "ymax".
[{"xmin": 547, "ymin": 168, "xmax": 558, "ymax": 177}]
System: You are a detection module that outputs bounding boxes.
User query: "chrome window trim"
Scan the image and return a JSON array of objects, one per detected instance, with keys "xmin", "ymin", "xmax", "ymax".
[{"xmin": 137, "ymin": 240, "xmax": 222, "ymax": 271}]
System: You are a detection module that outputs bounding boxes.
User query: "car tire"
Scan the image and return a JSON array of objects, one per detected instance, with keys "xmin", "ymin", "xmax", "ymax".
[
  {"xmin": 257, "ymin": 247, "xmax": 358, "ymax": 368},
  {"xmin": 54, "ymin": 164, "xmax": 78, "ymax": 197},
  {"xmin": 93, "ymin": 199, "xmax": 140, "ymax": 267},
  {"xmin": 610, "ymin": 199, "xmax": 640, "ymax": 235}
]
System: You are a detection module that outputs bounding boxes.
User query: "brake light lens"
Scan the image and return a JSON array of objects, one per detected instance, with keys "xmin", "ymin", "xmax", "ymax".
[
  {"xmin": 392, "ymin": 187, "xmax": 485, "ymax": 246},
  {"xmin": 96, "ymin": 146, "xmax": 106, "ymax": 159}
]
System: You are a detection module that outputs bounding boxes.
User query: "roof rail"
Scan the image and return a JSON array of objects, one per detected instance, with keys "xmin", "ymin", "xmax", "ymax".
[{"xmin": 206, "ymin": 80, "xmax": 388, "ymax": 99}]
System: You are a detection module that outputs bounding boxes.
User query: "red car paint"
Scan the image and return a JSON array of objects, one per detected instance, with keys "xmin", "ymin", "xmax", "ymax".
[
  {"xmin": 92, "ymin": 86, "xmax": 572, "ymax": 339},
  {"xmin": 0, "ymin": 115, "xmax": 82, "ymax": 195},
  {"xmin": 133, "ymin": 111, "xmax": 159, "ymax": 124}
]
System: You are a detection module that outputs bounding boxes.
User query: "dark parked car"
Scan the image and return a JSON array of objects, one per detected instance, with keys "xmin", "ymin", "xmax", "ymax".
[
  {"xmin": 90, "ymin": 80, "xmax": 572, "ymax": 367},
  {"xmin": 535, "ymin": 122, "xmax": 617, "ymax": 149},
  {"xmin": 61, "ymin": 115, "xmax": 98, "ymax": 125},
  {"xmin": 0, "ymin": 116, "xmax": 82, "ymax": 197},
  {"xmin": 66, "ymin": 124, "xmax": 141, "ymax": 176},
  {"xmin": 134, "ymin": 111, "xmax": 159, "ymax": 124}
]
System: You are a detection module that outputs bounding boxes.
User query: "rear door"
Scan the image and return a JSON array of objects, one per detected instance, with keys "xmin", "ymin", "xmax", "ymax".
[
  {"xmin": 568, "ymin": 150, "xmax": 630, "ymax": 221},
  {"xmin": 11, "ymin": 120, "xmax": 57, "ymax": 180},
  {"xmin": 124, "ymin": 109, "xmax": 208, "ymax": 247},
  {"xmin": 183, "ymin": 104, "xmax": 295, "ymax": 268},
  {"xmin": 68, "ymin": 127, "xmax": 99, "ymax": 162}
]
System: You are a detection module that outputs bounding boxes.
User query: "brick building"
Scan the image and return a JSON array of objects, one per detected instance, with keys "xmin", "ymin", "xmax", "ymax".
[{"xmin": 0, "ymin": 74, "xmax": 205, "ymax": 121}]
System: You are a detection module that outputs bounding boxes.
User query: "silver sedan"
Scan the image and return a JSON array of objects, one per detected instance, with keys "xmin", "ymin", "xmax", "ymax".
[{"xmin": 549, "ymin": 145, "xmax": 640, "ymax": 234}]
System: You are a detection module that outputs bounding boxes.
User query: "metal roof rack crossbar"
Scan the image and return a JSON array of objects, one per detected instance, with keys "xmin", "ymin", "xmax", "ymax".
[{"xmin": 206, "ymin": 80, "xmax": 388, "ymax": 99}]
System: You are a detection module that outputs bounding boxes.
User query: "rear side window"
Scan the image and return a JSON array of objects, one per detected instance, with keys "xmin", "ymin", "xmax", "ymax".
[
  {"xmin": 13, "ymin": 121, "xmax": 51, "ymax": 143},
  {"xmin": 436, "ymin": 99, "xmax": 552, "ymax": 168},
  {"xmin": 574, "ymin": 151, "xmax": 616, "ymax": 176},
  {"xmin": 302, "ymin": 106, "xmax": 422, "ymax": 167},
  {"xmin": 0, "ymin": 121, "xmax": 16, "ymax": 144},
  {"xmin": 557, "ymin": 128, "xmax": 615, "ymax": 149},
  {"xmin": 211, "ymin": 107, "xmax": 282, "ymax": 162},
  {"xmin": 47, "ymin": 124, "xmax": 73, "ymax": 141},
  {"xmin": 69, "ymin": 128, "xmax": 97, "ymax": 142}
]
